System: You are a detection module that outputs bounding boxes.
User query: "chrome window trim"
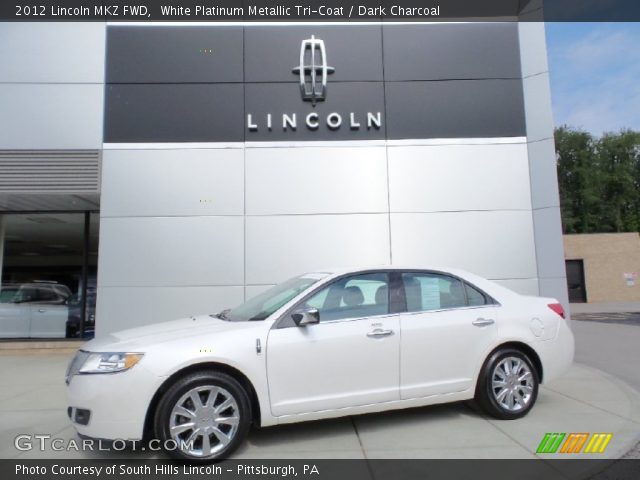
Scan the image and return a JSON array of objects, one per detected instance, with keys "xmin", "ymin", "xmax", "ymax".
[
  {"xmin": 401, "ymin": 304, "xmax": 499, "ymax": 317},
  {"xmin": 272, "ymin": 267, "xmax": 502, "ymax": 329},
  {"xmin": 317, "ymin": 312, "xmax": 401, "ymax": 325}
]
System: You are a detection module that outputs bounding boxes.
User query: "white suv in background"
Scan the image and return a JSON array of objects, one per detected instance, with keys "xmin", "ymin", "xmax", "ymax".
[{"xmin": 0, "ymin": 281, "xmax": 71, "ymax": 338}]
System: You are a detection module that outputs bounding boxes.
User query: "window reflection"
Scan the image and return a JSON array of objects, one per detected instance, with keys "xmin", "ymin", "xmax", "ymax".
[{"xmin": 0, "ymin": 212, "xmax": 98, "ymax": 339}]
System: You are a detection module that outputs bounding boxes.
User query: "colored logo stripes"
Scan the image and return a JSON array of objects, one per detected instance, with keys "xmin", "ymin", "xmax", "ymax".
[
  {"xmin": 536, "ymin": 433, "xmax": 612, "ymax": 454},
  {"xmin": 584, "ymin": 433, "xmax": 613, "ymax": 453}
]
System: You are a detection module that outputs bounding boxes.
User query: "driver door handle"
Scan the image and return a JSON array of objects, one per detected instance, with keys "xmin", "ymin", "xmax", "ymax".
[
  {"xmin": 37, "ymin": 309, "xmax": 46, "ymax": 313},
  {"xmin": 472, "ymin": 318, "xmax": 495, "ymax": 327},
  {"xmin": 367, "ymin": 328, "xmax": 394, "ymax": 338}
]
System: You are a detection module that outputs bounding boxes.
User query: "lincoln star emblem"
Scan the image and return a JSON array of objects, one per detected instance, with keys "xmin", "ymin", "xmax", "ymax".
[{"xmin": 292, "ymin": 35, "xmax": 334, "ymax": 105}]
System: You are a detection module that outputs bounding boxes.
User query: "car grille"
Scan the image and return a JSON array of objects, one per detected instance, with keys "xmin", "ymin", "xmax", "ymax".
[{"xmin": 65, "ymin": 350, "xmax": 90, "ymax": 384}]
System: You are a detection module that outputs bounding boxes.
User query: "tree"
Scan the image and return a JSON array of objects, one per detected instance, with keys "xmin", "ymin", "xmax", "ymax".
[
  {"xmin": 597, "ymin": 130, "xmax": 640, "ymax": 232},
  {"xmin": 555, "ymin": 127, "xmax": 640, "ymax": 234},
  {"xmin": 555, "ymin": 126, "xmax": 599, "ymax": 233}
]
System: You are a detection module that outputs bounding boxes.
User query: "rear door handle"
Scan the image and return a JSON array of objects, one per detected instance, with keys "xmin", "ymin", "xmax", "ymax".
[
  {"xmin": 472, "ymin": 318, "xmax": 495, "ymax": 327},
  {"xmin": 37, "ymin": 309, "xmax": 46, "ymax": 313},
  {"xmin": 367, "ymin": 329, "xmax": 394, "ymax": 338}
]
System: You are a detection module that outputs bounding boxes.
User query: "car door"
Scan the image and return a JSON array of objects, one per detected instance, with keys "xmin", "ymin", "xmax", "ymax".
[
  {"xmin": 266, "ymin": 272, "xmax": 400, "ymax": 417},
  {"xmin": 399, "ymin": 271, "xmax": 498, "ymax": 400},
  {"xmin": 28, "ymin": 286, "xmax": 68, "ymax": 338}
]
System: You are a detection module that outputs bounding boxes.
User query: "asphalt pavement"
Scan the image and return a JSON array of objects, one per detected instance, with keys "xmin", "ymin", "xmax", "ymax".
[
  {"xmin": 571, "ymin": 311, "xmax": 640, "ymax": 392},
  {"xmin": 571, "ymin": 307, "xmax": 640, "ymax": 459}
]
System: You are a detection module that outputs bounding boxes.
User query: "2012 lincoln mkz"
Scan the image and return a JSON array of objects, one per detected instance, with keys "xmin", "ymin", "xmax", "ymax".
[{"xmin": 65, "ymin": 266, "xmax": 574, "ymax": 461}]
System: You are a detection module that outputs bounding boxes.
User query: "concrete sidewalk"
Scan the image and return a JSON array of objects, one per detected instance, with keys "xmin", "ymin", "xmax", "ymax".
[{"xmin": 0, "ymin": 352, "xmax": 639, "ymax": 463}]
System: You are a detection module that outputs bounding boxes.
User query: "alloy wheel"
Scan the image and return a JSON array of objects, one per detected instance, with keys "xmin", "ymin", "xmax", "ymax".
[
  {"xmin": 168, "ymin": 385, "xmax": 240, "ymax": 457},
  {"xmin": 491, "ymin": 356, "xmax": 534, "ymax": 412}
]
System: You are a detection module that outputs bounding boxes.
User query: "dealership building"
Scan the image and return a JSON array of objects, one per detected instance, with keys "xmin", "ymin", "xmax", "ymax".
[{"xmin": 0, "ymin": 21, "xmax": 567, "ymax": 338}]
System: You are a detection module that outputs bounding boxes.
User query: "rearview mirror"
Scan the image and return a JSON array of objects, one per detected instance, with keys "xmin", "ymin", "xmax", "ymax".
[{"xmin": 291, "ymin": 308, "xmax": 320, "ymax": 327}]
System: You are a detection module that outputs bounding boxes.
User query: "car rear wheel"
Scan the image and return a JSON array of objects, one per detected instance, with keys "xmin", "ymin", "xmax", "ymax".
[
  {"xmin": 154, "ymin": 371, "xmax": 251, "ymax": 462},
  {"xmin": 475, "ymin": 348, "xmax": 539, "ymax": 420}
]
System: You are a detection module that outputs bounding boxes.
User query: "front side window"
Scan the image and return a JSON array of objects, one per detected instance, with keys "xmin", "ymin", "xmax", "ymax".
[
  {"xmin": 0, "ymin": 287, "xmax": 19, "ymax": 303},
  {"xmin": 402, "ymin": 273, "xmax": 467, "ymax": 312},
  {"xmin": 302, "ymin": 273, "xmax": 390, "ymax": 322},
  {"xmin": 16, "ymin": 287, "xmax": 38, "ymax": 304}
]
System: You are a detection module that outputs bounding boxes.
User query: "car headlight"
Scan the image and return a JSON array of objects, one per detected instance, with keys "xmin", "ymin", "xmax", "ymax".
[{"xmin": 78, "ymin": 352, "xmax": 144, "ymax": 374}]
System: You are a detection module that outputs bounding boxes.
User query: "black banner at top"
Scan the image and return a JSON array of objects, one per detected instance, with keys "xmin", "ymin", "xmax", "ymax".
[{"xmin": 1, "ymin": 0, "xmax": 640, "ymax": 22}]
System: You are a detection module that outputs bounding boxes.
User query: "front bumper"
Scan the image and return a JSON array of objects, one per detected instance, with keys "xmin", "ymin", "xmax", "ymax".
[{"xmin": 66, "ymin": 363, "xmax": 163, "ymax": 441}]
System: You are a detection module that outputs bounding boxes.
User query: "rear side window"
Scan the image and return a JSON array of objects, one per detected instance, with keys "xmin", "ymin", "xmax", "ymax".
[
  {"xmin": 35, "ymin": 287, "xmax": 59, "ymax": 303},
  {"xmin": 465, "ymin": 283, "xmax": 490, "ymax": 306},
  {"xmin": 402, "ymin": 273, "xmax": 494, "ymax": 312},
  {"xmin": 402, "ymin": 273, "xmax": 466, "ymax": 312}
]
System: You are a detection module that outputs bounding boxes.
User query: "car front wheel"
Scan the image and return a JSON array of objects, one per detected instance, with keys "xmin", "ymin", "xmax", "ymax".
[
  {"xmin": 475, "ymin": 348, "xmax": 539, "ymax": 420},
  {"xmin": 154, "ymin": 371, "xmax": 251, "ymax": 462}
]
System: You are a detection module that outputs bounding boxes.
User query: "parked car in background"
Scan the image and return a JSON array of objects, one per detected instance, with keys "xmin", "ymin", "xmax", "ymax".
[
  {"xmin": 66, "ymin": 266, "xmax": 574, "ymax": 462},
  {"xmin": 0, "ymin": 281, "xmax": 71, "ymax": 338}
]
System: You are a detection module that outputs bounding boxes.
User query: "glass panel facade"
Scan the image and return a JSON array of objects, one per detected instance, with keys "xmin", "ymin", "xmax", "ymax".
[{"xmin": 0, "ymin": 212, "xmax": 98, "ymax": 339}]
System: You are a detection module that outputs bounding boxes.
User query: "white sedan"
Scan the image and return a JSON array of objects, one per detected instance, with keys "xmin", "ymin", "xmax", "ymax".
[{"xmin": 66, "ymin": 266, "xmax": 574, "ymax": 461}]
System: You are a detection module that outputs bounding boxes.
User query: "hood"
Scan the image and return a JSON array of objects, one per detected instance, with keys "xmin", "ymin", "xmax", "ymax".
[{"xmin": 81, "ymin": 315, "xmax": 262, "ymax": 352}]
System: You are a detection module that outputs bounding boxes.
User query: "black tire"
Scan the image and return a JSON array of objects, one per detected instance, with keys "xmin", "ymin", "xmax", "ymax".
[
  {"xmin": 475, "ymin": 348, "xmax": 539, "ymax": 420},
  {"xmin": 154, "ymin": 371, "xmax": 251, "ymax": 462}
]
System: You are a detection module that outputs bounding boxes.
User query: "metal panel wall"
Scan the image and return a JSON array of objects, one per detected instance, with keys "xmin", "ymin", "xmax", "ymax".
[
  {"xmin": 103, "ymin": 23, "xmax": 526, "ymax": 143},
  {"xmin": 0, "ymin": 84, "xmax": 103, "ymax": 150},
  {"xmin": 104, "ymin": 84, "xmax": 244, "ymax": 143},
  {"xmin": 0, "ymin": 22, "xmax": 105, "ymax": 83},
  {"xmin": 94, "ymin": 22, "xmax": 564, "ymax": 335},
  {"xmin": 106, "ymin": 26, "xmax": 243, "ymax": 83}
]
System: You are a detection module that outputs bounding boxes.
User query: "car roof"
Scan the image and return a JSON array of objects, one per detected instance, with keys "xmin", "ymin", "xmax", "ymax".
[
  {"xmin": 306, "ymin": 265, "xmax": 465, "ymax": 277},
  {"xmin": 302, "ymin": 265, "xmax": 519, "ymax": 302}
]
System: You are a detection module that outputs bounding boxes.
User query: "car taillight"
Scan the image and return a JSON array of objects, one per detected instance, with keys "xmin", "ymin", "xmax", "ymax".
[{"xmin": 548, "ymin": 303, "xmax": 565, "ymax": 319}]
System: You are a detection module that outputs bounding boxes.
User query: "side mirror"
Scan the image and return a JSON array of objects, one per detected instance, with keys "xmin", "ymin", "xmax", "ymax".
[{"xmin": 291, "ymin": 307, "xmax": 320, "ymax": 327}]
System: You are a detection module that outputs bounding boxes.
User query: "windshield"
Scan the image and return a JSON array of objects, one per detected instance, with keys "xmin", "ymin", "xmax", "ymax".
[
  {"xmin": 215, "ymin": 273, "xmax": 328, "ymax": 322},
  {"xmin": 0, "ymin": 288, "xmax": 19, "ymax": 303}
]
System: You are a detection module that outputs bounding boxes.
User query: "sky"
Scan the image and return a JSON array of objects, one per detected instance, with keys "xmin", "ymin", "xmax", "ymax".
[{"xmin": 545, "ymin": 22, "xmax": 640, "ymax": 135}]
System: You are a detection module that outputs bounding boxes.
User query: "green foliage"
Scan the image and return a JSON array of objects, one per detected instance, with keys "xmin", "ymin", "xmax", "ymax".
[{"xmin": 555, "ymin": 127, "xmax": 640, "ymax": 234}]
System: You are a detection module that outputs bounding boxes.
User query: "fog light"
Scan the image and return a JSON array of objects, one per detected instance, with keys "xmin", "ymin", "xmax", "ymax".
[{"xmin": 74, "ymin": 408, "xmax": 91, "ymax": 426}]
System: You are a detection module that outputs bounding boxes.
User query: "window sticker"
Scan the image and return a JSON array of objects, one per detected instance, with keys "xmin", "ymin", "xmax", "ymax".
[{"xmin": 419, "ymin": 277, "xmax": 441, "ymax": 310}]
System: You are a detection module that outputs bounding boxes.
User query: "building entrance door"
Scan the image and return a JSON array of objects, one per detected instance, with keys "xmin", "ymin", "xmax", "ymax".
[{"xmin": 566, "ymin": 260, "xmax": 587, "ymax": 303}]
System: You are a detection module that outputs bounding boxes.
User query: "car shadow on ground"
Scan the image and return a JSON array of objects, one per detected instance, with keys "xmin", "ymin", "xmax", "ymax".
[
  {"xmin": 74, "ymin": 401, "xmax": 482, "ymax": 460},
  {"xmin": 235, "ymin": 401, "xmax": 482, "ymax": 457}
]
